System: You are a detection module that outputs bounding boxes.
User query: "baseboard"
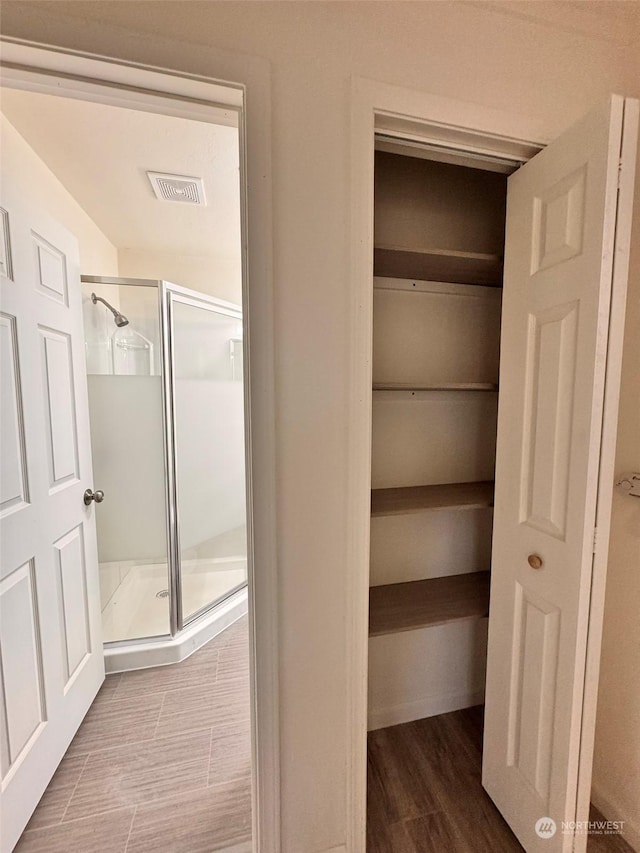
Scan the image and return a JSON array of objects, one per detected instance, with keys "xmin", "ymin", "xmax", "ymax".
[
  {"xmin": 367, "ymin": 688, "xmax": 485, "ymax": 731},
  {"xmin": 317, "ymin": 847, "xmax": 347, "ymax": 853},
  {"xmin": 591, "ymin": 784, "xmax": 640, "ymax": 852}
]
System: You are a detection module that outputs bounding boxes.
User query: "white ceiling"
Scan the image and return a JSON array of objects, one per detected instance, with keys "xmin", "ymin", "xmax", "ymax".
[{"xmin": 0, "ymin": 88, "xmax": 241, "ymax": 259}]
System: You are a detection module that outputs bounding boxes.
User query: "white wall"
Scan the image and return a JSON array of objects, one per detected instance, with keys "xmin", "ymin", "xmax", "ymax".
[
  {"xmin": 2, "ymin": 4, "xmax": 638, "ymax": 852},
  {"xmin": 368, "ymin": 618, "xmax": 488, "ymax": 731},
  {"xmin": 0, "ymin": 115, "xmax": 118, "ymax": 274}
]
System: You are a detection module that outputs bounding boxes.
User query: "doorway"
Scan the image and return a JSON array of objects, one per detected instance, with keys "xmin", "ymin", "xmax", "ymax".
[
  {"xmin": 348, "ymin": 82, "xmax": 637, "ymax": 853},
  {"xmin": 0, "ymin": 40, "xmax": 278, "ymax": 853},
  {"xmin": 366, "ymin": 132, "xmax": 520, "ymax": 853}
]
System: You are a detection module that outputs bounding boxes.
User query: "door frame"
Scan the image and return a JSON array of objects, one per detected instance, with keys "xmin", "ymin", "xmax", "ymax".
[
  {"xmin": 347, "ymin": 76, "xmax": 631, "ymax": 852},
  {"xmin": 0, "ymin": 38, "xmax": 280, "ymax": 853}
]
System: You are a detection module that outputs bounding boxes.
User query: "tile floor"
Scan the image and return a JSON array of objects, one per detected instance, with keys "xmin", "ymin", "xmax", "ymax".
[{"xmin": 16, "ymin": 617, "xmax": 251, "ymax": 853}]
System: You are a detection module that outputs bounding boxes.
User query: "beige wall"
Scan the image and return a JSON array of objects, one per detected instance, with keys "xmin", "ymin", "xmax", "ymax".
[
  {"xmin": 592, "ymin": 44, "xmax": 640, "ymax": 847},
  {"xmin": 0, "ymin": 114, "xmax": 118, "ymax": 275},
  {"xmin": 2, "ymin": 4, "xmax": 639, "ymax": 852},
  {"xmin": 117, "ymin": 248, "xmax": 242, "ymax": 305}
]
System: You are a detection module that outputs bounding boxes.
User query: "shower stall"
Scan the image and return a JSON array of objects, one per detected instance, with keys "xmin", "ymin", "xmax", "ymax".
[{"xmin": 82, "ymin": 275, "xmax": 248, "ymax": 671}]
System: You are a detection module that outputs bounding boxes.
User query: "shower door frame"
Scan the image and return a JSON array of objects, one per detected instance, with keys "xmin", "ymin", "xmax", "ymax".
[
  {"xmin": 161, "ymin": 280, "xmax": 248, "ymax": 634},
  {"xmin": 81, "ymin": 274, "xmax": 249, "ymax": 639}
]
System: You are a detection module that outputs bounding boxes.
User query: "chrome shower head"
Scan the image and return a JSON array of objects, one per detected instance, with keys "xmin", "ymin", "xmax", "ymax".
[{"xmin": 91, "ymin": 292, "xmax": 129, "ymax": 328}]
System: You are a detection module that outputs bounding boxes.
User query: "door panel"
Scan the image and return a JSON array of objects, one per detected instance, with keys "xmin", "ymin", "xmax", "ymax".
[
  {"xmin": 0, "ymin": 561, "xmax": 46, "ymax": 772},
  {"xmin": 0, "ymin": 313, "xmax": 28, "ymax": 515},
  {"xmin": 520, "ymin": 299, "xmax": 578, "ymax": 539},
  {"xmin": 33, "ymin": 233, "xmax": 69, "ymax": 305},
  {"xmin": 54, "ymin": 525, "xmax": 92, "ymax": 684},
  {"xmin": 40, "ymin": 328, "xmax": 80, "ymax": 488},
  {"xmin": 483, "ymin": 96, "xmax": 638, "ymax": 852},
  {"xmin": 507, "ymin": 582, "xmax": 560, "ymax": 802},
  {"xmin": 0, "ymin": 176, "xmax": 104, "ymax": 852}
]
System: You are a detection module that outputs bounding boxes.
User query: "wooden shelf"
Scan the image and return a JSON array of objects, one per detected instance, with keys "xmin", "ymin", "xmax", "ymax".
[
  {"xmin": 373, "ymin": 382, "xmax": 498, "ymax": 392},
  {"xmin": 374, "ymin": 244, "xmax": 503, "ymax": 287},
  {"xmin": 369, "ymin": 571, "xmax": 490, "ymax": 637},
  {"xmin": 371, "ymin": 480, "xmax": 494, "ymax": 517}
]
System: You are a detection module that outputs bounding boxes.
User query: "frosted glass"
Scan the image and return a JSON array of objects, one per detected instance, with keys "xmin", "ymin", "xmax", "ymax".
[
  {"xmin": 171, "ymin": 300, "xmax": 247, "ymax": 622},
  {"xmin": 88, "ymin": 373, "xmax": 169, "ymax": 640}
]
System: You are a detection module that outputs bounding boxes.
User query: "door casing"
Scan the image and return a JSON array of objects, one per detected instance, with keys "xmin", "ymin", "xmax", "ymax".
[
  {"xmin": 0, "ymin": 38, "xmax": 279, "ymax": 853},
  {"xmin": 347, "ymin": 77, "xmax": 630, "ymax": 853}
]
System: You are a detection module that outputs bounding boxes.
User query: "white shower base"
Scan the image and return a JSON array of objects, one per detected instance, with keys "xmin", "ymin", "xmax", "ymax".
[{"xmin": 101, "ymin": 556, "xmax": 248, "ymax": 673}]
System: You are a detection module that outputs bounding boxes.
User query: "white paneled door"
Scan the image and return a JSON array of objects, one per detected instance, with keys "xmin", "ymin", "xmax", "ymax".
[
  {"xmin": 483, "ymin": 96, "xmax": 638, "ymax": 851},
  {"xmin": 0, "ymin": 178, "xmax": 104, "ymax": 852}
]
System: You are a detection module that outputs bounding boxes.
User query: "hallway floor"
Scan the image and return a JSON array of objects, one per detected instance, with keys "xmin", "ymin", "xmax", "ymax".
[
  {"xmin": 16, "ymin": 617, "xmax": 251, "ymax": 853},
  {"xmin": 16, "ymin": 630, "xmax": 632, "ymax": 853},
  {"xmin": 367, "ymin": 706, "xmax": 634, "ymax": 853}
]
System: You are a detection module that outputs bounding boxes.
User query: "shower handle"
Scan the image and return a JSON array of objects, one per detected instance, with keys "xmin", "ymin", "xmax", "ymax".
[{"xmin": 84, "ymin": 488, "xmax": 105, "ymax": 506}]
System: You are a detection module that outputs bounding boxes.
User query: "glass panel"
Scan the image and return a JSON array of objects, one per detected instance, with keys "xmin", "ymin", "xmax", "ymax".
[
  {"xmin": 82, "ymin": 281, "xmax": 170, "ymax": 641},
  {"xmin": 171, "ymin": 297, "xmax": 247, "ymax": 623}
]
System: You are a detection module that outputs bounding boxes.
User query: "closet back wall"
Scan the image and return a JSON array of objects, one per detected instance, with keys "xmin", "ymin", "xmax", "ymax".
[
  {"xmin": 374, "ymin": 152, "xmax": 507, "ymax": 254},
  {"xmin": 2, "ymin": 3, "xmax": 638, "ymax": 851}
]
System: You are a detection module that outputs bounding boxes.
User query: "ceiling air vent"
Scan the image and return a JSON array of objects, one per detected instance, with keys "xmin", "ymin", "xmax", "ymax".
[{"xmin": 147, "ymin": 172, "xmax": 206, "ymax": 205}]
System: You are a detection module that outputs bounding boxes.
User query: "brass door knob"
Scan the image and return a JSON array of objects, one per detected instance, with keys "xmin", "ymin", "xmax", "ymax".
[{"xmin": 528, "ymin": 554, "xmax": 543, "ymax": 569}]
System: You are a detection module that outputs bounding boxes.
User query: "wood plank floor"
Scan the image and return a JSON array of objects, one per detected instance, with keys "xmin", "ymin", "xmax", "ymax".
[
  {"xmin": 16, "ymin": 616, "xmax": 251, "ymax": 853},
  {"xmin": 367, "ymin": 707, "xmax": 634, "ymax": 853}
]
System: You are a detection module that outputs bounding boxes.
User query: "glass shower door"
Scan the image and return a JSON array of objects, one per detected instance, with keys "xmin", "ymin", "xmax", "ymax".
[
  {"xmin": 165, "ymin": 285, "xmax": 247, "ymax": 627},
  {"xmin": 82, "ymin": 277, "xmax": 170, "ymax": 643}
]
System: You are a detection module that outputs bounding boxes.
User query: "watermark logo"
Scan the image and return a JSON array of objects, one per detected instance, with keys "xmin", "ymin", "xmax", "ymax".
[
  {"xmin": 562, "ymin": 819, "xmax": 625, "ymax": 836},
  {"xmin": 535, "ymin": 816, "xmax": 626, "ymax": 838},
  {"xmin": 535, "ymin": 817, "xmax": 557, "ymax": 838}
]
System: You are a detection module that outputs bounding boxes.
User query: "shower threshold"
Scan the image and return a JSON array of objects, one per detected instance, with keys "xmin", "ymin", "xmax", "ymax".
[{"xmin": 103, "ymin": 584, "xmax": 248, "ymax": 673}]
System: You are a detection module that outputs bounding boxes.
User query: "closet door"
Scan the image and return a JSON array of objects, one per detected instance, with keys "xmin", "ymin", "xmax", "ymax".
[{"xmin": 483, "ymin": 95, "xmax": 638, "ymax": 852}]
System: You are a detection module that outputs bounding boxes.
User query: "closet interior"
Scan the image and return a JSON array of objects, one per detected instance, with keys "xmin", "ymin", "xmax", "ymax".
[{"xmin": 367, "ymin": 145, "xmax": 510, "ymax": 734}]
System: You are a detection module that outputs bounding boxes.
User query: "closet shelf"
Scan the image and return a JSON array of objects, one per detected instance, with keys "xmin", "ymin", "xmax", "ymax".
[
  {"xmin": 371, "ymin": 480, "xmax": 494, "ymax": 517},
  {"xmin": 374, "ymin": 244, "xmax": 503, "ymax": 287},
  {"xmin": 373, "ymin": 382, "xmax": 498, "ymax": 392},
  {"xmin": 369, "ymin": 571, "xmax": 490, "ymax": 637}
]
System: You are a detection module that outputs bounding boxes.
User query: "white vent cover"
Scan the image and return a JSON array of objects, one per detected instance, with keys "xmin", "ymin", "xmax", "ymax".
[{"xmin": 147, "ymin": 172, "xmax": 206, "ymax": 205}]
